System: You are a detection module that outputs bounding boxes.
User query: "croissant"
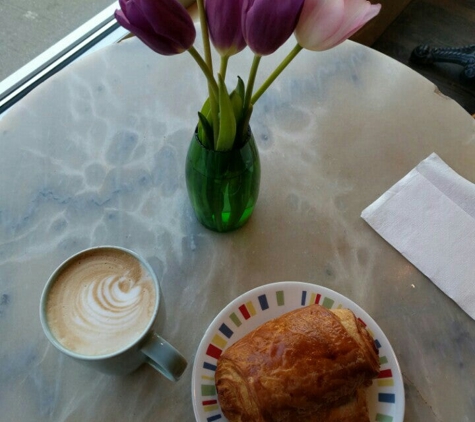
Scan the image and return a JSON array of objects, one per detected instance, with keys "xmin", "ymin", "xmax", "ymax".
[
  {"xmin": 281, "ymin": 388, "xmax": 370, "ymax": 422},
  {"xmin": 215, "ymin": 304, "xmax": 379, "ymax": 422}
]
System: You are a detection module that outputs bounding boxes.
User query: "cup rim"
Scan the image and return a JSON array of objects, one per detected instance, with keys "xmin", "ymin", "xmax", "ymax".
[{"xmin": 39, "ymin": 245, "xmax": 161, "ymax": 361}]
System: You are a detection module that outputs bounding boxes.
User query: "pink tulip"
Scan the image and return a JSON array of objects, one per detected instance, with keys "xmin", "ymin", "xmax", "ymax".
[{"xmin": 295, "ymin": 0, "xmax": 381, "ymax": 51}]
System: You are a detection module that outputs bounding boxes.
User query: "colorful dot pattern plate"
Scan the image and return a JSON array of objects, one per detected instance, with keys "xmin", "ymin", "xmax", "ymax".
[{"xmin": 191, "ymin": 281, "xmax": 405, "ymax": 422}]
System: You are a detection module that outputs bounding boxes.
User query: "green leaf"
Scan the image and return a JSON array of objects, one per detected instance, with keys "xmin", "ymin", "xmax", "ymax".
[
  {"xmin": 230, "ymin": 90, "xmax": 243, "ymax": 121},
  {"xmin": 200, "ymin": 97, "xmax": 211, "ymax": 116},
  {"xmin": 232, "ymin": 76, "xmax": 249, "ymax": 147},
  {"xmin": 236, "ymin": 76, "xmax": 245, "ymax": 102},
  {"xmin": 198, "ymin": 97, "xmax": 214, "ymax": 149},
  {"xmin": 216, "ymin": 75, "xmax": 236, "ymax": 151},
  {"xmin": 232, "ymin": 78, "xmax": 244, "ymax": 114},
  {"xmin": 197, "ymin": 112, "xmax": 213, "ymax": 149}
]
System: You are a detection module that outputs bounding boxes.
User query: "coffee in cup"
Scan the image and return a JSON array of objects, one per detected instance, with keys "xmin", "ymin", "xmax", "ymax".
[
  {"xmin": 45, "ymin": 247, "xmax": 156, "ymax": 356},
  {"xmin": 40, "ymin": 246, "xmax": 187, "ymax": 380}
]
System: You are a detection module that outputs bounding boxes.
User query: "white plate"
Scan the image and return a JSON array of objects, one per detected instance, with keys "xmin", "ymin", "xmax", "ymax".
[{"xmin": 191, "ymin": 281, "xmax": 405, "ymax": 422}]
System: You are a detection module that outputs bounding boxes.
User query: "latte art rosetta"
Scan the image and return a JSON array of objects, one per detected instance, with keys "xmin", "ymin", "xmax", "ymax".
[
  {"xmin": 46, "ymin": 249, "xmax": 156, "ymax": 356},
  {"xmin": 74, "ymin": 274, "xmax": 145, "ymax": 330}
]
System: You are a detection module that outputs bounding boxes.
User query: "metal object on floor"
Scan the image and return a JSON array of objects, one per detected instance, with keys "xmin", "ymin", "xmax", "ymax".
[{"xmin": 410, "ymin": 44, "xmax": 475, "ymax": 83}]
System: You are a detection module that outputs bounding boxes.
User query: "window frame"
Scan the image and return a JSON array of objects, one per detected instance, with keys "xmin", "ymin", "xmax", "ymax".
[{"xmin": 0, "ymin": 3, "xmax": 128, "ymax": 116}]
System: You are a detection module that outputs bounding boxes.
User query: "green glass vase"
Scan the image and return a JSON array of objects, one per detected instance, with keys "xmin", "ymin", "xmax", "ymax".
[{"xmin": 185, "ymin": 128, "xmax": 261, "ymax": 232}]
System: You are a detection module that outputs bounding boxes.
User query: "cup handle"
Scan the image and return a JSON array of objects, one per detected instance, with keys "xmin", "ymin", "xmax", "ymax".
[{"xmin": 141, "ymin": 332, "xmax": 188, "ymax": 381}]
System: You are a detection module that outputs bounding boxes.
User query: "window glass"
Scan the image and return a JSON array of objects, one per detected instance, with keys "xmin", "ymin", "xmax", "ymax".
[{"xmin": 0, "ymin": 0, "xmax": 115, "ymax": 82}]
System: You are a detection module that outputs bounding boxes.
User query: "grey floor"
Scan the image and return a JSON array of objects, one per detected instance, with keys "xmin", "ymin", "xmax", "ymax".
[{"xmin": 0, "ymin": 0, "xmax": 114, "ymax": 82}]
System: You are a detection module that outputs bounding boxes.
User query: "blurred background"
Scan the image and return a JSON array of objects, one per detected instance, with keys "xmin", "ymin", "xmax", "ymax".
[{"xmin": 0, "ymin": 0, "xmax": 113, "ymax": 81}]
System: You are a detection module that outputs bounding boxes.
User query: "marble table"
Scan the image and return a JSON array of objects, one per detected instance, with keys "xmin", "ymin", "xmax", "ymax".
[{"xmin": 1, "ymin": 32, "xmax": 474, "ymax": 421}]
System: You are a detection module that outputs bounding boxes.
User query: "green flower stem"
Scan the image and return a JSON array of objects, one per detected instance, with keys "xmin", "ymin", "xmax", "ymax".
[
  {"xmin": 241, "ymin": 54, "xmax": 261, "ymax": 140},
  {"xmin": 244, "ymin": 54, "xmax": 262, "ymax": 112},
  {"xmin": 251, "ymin": 44, "xmax": 303, "ymax": 104},
  {"xmin": 196, "ymin": 0, "xmax": 213, "ymax": 75},
  {"xmin": 188, "ymin": 47, "xmax": 218, "ymax": 99},
  {"xmin": 219, "ymin": 55, "xmax": 229, "ymax": 79},
  {"xmin": 196, "ymin": 0, "xmax": 219, "ymax": 146}
]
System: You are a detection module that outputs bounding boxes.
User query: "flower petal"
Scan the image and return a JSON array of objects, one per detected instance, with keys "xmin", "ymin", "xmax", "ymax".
[
  {"xmin": 242, "ymin": 0, "xmax": 305, "ymax": 56},
  {"xmin": 322, "ymin": 0, "xmax": 380, "ymax": 49},
  {"xmin": 206, "ymin": 0, "xmax": 247, "ymax": 56},
  {"xmin": 115, "ymin": 0, "xmax": 196, "ymax": 56},
  {"xmin": 296, "ymin": 0, "xmax": 381, "ymax": 52},
  {"xmin": 295, "ymin": 0, "xmax": 345, "ymax": 50},
  {"xmin": 141, "ymin": 0, "xmax": 195, "ymax": 52}
]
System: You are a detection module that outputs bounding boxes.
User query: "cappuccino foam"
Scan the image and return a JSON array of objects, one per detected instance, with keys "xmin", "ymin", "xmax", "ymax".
[{"xmin": 46, "ymin": 249, "xmax": 156, "ymax": 356}]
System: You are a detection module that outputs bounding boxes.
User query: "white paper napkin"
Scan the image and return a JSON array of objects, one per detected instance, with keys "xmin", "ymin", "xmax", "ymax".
[{"xmin": 362, "ymin": 153, "xmax": 475, "ymax": 320}]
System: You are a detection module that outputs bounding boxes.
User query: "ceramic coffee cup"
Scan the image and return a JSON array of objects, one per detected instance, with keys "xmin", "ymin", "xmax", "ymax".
[{"xmin": 40, "ymin": 246, "xmax": 187, "ymax": 380}]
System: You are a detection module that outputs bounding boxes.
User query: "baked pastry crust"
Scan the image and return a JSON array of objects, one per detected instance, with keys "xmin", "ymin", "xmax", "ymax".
[
  {"xmin": 280, "ymin": 388, "xmax": 370, "ymax": 422},
  {"xmin": 215, "ymin": 304, "xmax": 379, "ymax": 422}
]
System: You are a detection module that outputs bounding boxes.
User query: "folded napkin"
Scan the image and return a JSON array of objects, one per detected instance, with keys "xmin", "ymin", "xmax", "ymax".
[{"xmin": 362, "ymin": 153, "xmax": 475, "ymax": 320}]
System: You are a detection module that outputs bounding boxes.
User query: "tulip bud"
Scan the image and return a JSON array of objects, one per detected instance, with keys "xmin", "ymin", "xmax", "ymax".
[
  {"xmin": 295, "ymin": 0, "xmax": 381, "ymax": 52},
  {"xmin": 206, "ymin": 0, "xmax": 247, "ymax": 57},
  {"xmin": 242, "ymin": 0, "xmax": 305, "ymax": 56},
  {"xmin": 115, "ymin": 0, "xmax": 196, "ymax": 56}
]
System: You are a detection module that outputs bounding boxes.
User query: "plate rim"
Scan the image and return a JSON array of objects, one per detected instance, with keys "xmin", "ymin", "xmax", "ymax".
[{"xmin": 191, "ymin": 281, "xmax": 405, "ymax": 421}]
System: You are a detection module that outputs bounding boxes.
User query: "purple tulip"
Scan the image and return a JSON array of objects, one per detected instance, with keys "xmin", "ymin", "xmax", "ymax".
[
  {"xmin": 295, "ymin": 0, "xmax": 381, "ymax": 51},
  {"xmin": 242, "ymin": 0, "xmax": 305, "ymax": 56},
  {"xmin": 206, "ymin": 0, "xmax": 247, "ymax": 57},
  {"xmin": 115, "ymin": 0, "xmax": 196, "ymax": 56}
]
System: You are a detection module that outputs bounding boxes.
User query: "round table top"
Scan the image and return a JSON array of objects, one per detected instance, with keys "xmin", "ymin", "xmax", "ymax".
[{"xmin": 1, "ymin": 33, "xmax": 474, "ymax": 421}]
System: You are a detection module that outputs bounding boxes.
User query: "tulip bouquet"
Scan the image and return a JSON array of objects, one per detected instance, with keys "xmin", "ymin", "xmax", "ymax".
[
  {"xmin": 115, "ymin": 0, "xmax": 381, "ymax": 232},
  {"xmin": 115, "ymin": 0, "xmax": 381, "ymax": 152}
]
